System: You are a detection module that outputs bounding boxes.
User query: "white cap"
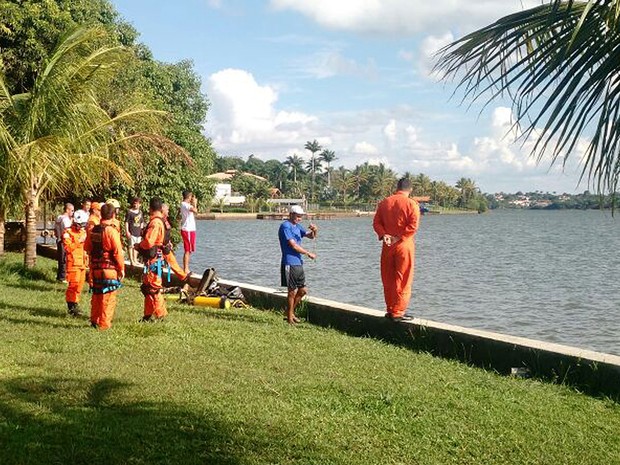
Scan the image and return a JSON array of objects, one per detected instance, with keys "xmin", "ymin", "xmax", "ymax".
[{"xmin": 289, "ymin": 205, "xmax": 305, "ymax": 215}]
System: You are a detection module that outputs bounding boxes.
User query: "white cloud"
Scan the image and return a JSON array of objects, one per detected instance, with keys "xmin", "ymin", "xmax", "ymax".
[
  {"xmin": 291, "ymin": 50, "xmax": 378, "ymax": 80},
  {"xmin": 383, "ymin": 119, "xmax": 397, "ymax": 142},
  {"xmin": 206, "ymin": 68, "xmax": 318, "ymax": 152},
  {"xmin": 352, "ymin": 141, "xmax": 379, "ymax": 156},
  {"xmin": 205, "ymin": 71, "xmax": 584, "ymax": 192},
  {"xmin": 270, "ymin": 0, "xmax": 541, "ymax": 37},
  {"xmin": 418, "ymin": 32, "xmax": 454, "ymax": 79}
]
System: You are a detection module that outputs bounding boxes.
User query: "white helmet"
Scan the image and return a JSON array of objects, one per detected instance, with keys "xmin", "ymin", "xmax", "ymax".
[{"xmin": 73, "ymin": 210, "xmax": 89, "ymax": 226}]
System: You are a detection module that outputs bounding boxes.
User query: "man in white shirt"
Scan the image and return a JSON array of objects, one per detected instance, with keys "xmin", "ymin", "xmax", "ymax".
[
  {"xmin": 54, "ymin": 202, "xmax": 74, "ymax": 282},
  {"xmin": 74, "ymin": 199, "xmax": 91, "ymax": 222},
  {"xmin": 180, "ymin": 190, "xmax": 198, "ymax": 274}
]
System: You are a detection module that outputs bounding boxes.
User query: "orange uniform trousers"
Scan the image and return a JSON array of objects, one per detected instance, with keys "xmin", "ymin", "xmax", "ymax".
[
  {"xmin": 91, "ymin": 291, "xmax": 118, "ymax": 330},
  {"xmin": 90, "ymin": 268, "xmax": 120, "ymax": 330},
  {"xmin": 66, "ymin": 267, "xmax": 86, "ymax": 304},
  {"xmin": 142, "ymin": 263, "xmax": 167, "ymax": 319},
  {"xmin": 380, "ymin": 239, "xmax": 415, "ymax": 318}
]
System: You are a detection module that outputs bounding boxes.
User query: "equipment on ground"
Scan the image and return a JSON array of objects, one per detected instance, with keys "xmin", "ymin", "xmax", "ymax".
[{"xmin": 162, "ymin": 267, "xmax": 248, "ymax": 309}]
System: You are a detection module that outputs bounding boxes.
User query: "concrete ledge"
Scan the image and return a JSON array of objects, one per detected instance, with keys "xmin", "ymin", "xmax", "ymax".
[{"xmin": 35, "ymin": 244, "xmax": 620, "ymax": 399}]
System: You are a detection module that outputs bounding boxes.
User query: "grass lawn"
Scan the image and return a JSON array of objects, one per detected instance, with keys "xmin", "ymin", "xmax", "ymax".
[{"xmin": 0, "ymin": 252, "xmax": 619, "ymax": 465}]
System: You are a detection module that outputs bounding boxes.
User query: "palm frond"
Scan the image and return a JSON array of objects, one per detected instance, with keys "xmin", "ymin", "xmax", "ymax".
[{"xmin": 436, "ymin": 0, "xmax": 620, "ymax": 194}]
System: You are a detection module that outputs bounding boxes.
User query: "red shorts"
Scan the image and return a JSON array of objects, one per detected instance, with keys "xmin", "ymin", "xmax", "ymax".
[{"xmin": 181, "ymin": 230, "xmax": 196, "ymax": 253}]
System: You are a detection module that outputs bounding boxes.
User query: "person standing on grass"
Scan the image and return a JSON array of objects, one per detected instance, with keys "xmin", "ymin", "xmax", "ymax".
[
  {"xmin": 372, "ymin": 177, "xmax": 421, "ymax": 322},
  {"xmin": 278, "ymin": 205, "xmax": 317, "ymax": 325},
  {"xmin": 137, "ymin": 197, "xmax": 168, "ymax": 322},
  {"xmin": 54, "ymin": 202, "xmax": 74, "ymax": 282},
  {"xmin": 85, "ymin": 203, "xmax": 125, "ymax": 330},
  {"xmin": 86, "ymin": 202, "xmax": 101, "ymax": 234},
  {"xmin": 124, "ymin": 197, "xmax": 144, "ymax": 266},
  {"xmin": 180, "ymin": 190, "xmax": 198, "ymax": 274},
  {"xmin": 74, "ymin": 199, "xmax": 91, "ymax": 223},
  {"xmin": 63, "ymin": 211, "xmax": 89, "ymax": 317},
  {"xmin": 162, "ymin": 203, "xmax": 189, "ymax": 282}
]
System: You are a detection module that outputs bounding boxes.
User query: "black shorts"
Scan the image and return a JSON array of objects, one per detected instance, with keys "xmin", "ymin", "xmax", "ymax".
[{"xmin": 281, "ymin": 264, "xmax": 306, "ymax": 290}]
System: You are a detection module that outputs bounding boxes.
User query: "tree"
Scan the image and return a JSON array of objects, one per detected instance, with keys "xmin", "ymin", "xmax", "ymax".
[
  {"xmin": 352, "ymin": 164, "xmax": 370, "ymax": 200},
  {"xmin": 333, "ymin": 167, "xmax": 355, "ymax": 204},
  {"xmin": 0, "ymin": 0, "xmax": 137, "ymax": 94},
  {"xmin": 319, "ymin": 149, "xmax": 337, "ymax": 188},
  {"xmin": 412, "ymin": 173, "xmax": 433, "ymax": 196},
  {"xmin": 284, "ymin": 154, "xmax": 304, "ymax": 183},
  {"xmin": 0, "ymin": 27, "xmax": 176, "ymax": 267},
  {"xmin": 456, "ymin": 178, "xmax": 478, "ymax": 207},
  {"xmin": 304, "ymin": 139, "xmax": 322, "ymax": 201},
  {"xmin": 436, "ymin": 0, "xmax": 620, "ymax": 195}
]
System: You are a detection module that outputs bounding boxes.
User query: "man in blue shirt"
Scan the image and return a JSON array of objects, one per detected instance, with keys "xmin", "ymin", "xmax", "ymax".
[{"xmin": 278, "ymin": 205, "xmax": 317, "ymax": 324}]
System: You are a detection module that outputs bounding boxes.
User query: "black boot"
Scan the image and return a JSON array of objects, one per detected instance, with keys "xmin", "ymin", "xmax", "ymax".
[{"xmin": 67, "ymin": 302, "xmax": 82, "ymax": 317}]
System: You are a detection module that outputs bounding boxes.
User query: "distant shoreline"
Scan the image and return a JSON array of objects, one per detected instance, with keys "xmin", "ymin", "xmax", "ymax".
[{"xmin": 196, "ymin": 209, "xmax": 479, "ymax": 220}]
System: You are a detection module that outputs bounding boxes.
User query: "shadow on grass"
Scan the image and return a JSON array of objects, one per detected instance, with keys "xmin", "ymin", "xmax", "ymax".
[
  {"xmin": 182, "ymin": 306, "xmax": 272, "ymax": 324},
  {"xmin": 0, "ymin": 375, "xmax": 309, "ymax": 465},
  {"xmin": 4, "ymin": 280, "xmax": 62, "ymax": 293},
  {"xmin": 0, "ymin": 261, "xmax": 54, "ymax": 282},
  {"xmin": 0, "ymin": 300, "xmax": 65, "ymax": 319}
]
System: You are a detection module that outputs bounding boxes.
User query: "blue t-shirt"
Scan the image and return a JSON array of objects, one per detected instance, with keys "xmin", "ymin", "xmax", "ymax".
[{"xmin": 278, "ymin": 220, "xmax": 307, "ymax": 266}]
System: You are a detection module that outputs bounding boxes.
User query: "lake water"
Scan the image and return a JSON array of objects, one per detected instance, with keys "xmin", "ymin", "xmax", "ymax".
[{"xmin": 180, "ymin": 210, "xmax": 620, "ymax": 355}]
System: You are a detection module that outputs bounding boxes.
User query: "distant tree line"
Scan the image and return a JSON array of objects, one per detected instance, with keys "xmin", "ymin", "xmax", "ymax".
[{"xmin": 214, "ymin": 142, "xmax": 488, "ymax": 212}]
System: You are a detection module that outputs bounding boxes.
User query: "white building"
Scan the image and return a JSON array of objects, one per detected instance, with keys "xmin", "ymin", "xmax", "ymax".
[{"xmin": 213, "ymin": 183, "xmax": 245, "ymax": 205}]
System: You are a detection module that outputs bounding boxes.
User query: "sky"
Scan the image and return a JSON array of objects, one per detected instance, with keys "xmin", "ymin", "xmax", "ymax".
[{"xmin": 110, "ymin": 0, "xmax": 589, "ymax": 194}]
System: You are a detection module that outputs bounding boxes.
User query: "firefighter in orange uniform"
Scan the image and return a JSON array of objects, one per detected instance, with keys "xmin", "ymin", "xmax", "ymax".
[
  {"xmin": 137, "ymin": 198, "xmax": 168, "ymax": 321},
  {"xmin": 161, "ymin": 203, "xmax": 188, "ymax": 282},
  {"xmin": 63, "ymin": 211, "xmax": 89, "ymax": 317},
  {"xmin": 86, "ymin": 202, "xmax": 102, "ymax": 234},
  {"xmin": 85, "ymin": 203, "xmax": 125, "ymax": 330},
  {"xmin": 372, "ymin": 177, "xmax": 421, "ymax": 321},
  {"xmin": 106, "ymin": 198, "xmax": 122, "ymax": 233}
]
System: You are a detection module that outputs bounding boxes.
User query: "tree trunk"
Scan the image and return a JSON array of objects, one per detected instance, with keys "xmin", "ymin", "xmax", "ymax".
[
  {"xmin": 24, "ymin": 186, "xmax": 38, "ymax": 268},
  {"xmin": 0, "ymin": 205, "xmax": 5, "ymax": 256}
]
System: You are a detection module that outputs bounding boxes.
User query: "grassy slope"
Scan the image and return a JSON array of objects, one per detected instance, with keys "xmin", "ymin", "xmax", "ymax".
[{"xmin": 0, "ymin": 253, "xmax": 619, "ymax": 465}]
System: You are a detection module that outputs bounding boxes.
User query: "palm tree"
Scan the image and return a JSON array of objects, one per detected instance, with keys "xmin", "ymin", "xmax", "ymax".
[
  {"xmin": 304, "ymin": 139, "xmax": 322, "ymax": 201},
  {"xmin": 319, "ymin": 149, "xmax": 337, "ymax": 188},
  {"xmin": 0, "ymin": 28, "xmax": 175, "ymax": 267},
  {"xmin": 412, "ymin": 173, "xmax": 433, "ymax": 196},
  {"xmin": 436, "ymin": 0, "xmax": 620, "ymax": 195},
  {"xmin": 369, "ymin": 163, "xmax": 397, "ymax": 200},
  {"xmin": 455, "ymin": 177, "xmax": 478, "ymax": 207},
  {"xmin": 284, "ymin": 154, "xmax": 304, "ymax": 183},
  {"xmin": 352, "ymin": 164, "xmax": 370, "ymax": 200},
  {"xmin": 333, "ymin": 167, "xmax": 355, "ymax": 204}
]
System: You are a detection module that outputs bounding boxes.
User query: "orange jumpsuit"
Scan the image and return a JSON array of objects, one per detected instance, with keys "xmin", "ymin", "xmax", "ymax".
[
  {"xmin": 63, "ymin": 226, "xmax": 87, "ymax": 307},
  {"xmin": 139, "ymin": 212, "xmax": 167, "ymax": 320},
  {"xmin": 373, "ymin": 190, "xmax": 421, "ymax": 318},
  {"xmin": 162, "ymin": 215, "xmax": 187, "ymax": 281},
  {"xmin": 86, "ymin": 213, "xmax": 100, "ymax": 234},
  {"xmin": 84, "ymin": 219, "xmax": 125, "ymax": 330}
]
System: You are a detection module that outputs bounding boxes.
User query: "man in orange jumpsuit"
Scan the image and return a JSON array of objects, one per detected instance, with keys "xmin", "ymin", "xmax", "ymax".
[
  {"xmin": 85, "ymin": 203, "xmax": 125, "ymax": 330},
  {"xmin": 137, "ymin": 198, "xmax": 168, "ymax": 322},
  {"xmin": 63, "ymin": 211, "xmax": 89, "ymax": 317},
  {"xmin": 106, "ymin": 198, "xmax": 122, "ymax": 233},
  {"xmin": 161, "ymin": 203, "xmax": 188, "ymax": 282},
  {"xmin": 373, "ymin": 177, "xmax": 421, "ymax": 321},
  {"xmin": 86, "ymin": 202, "xmax": 101, "ymax": 234}
]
